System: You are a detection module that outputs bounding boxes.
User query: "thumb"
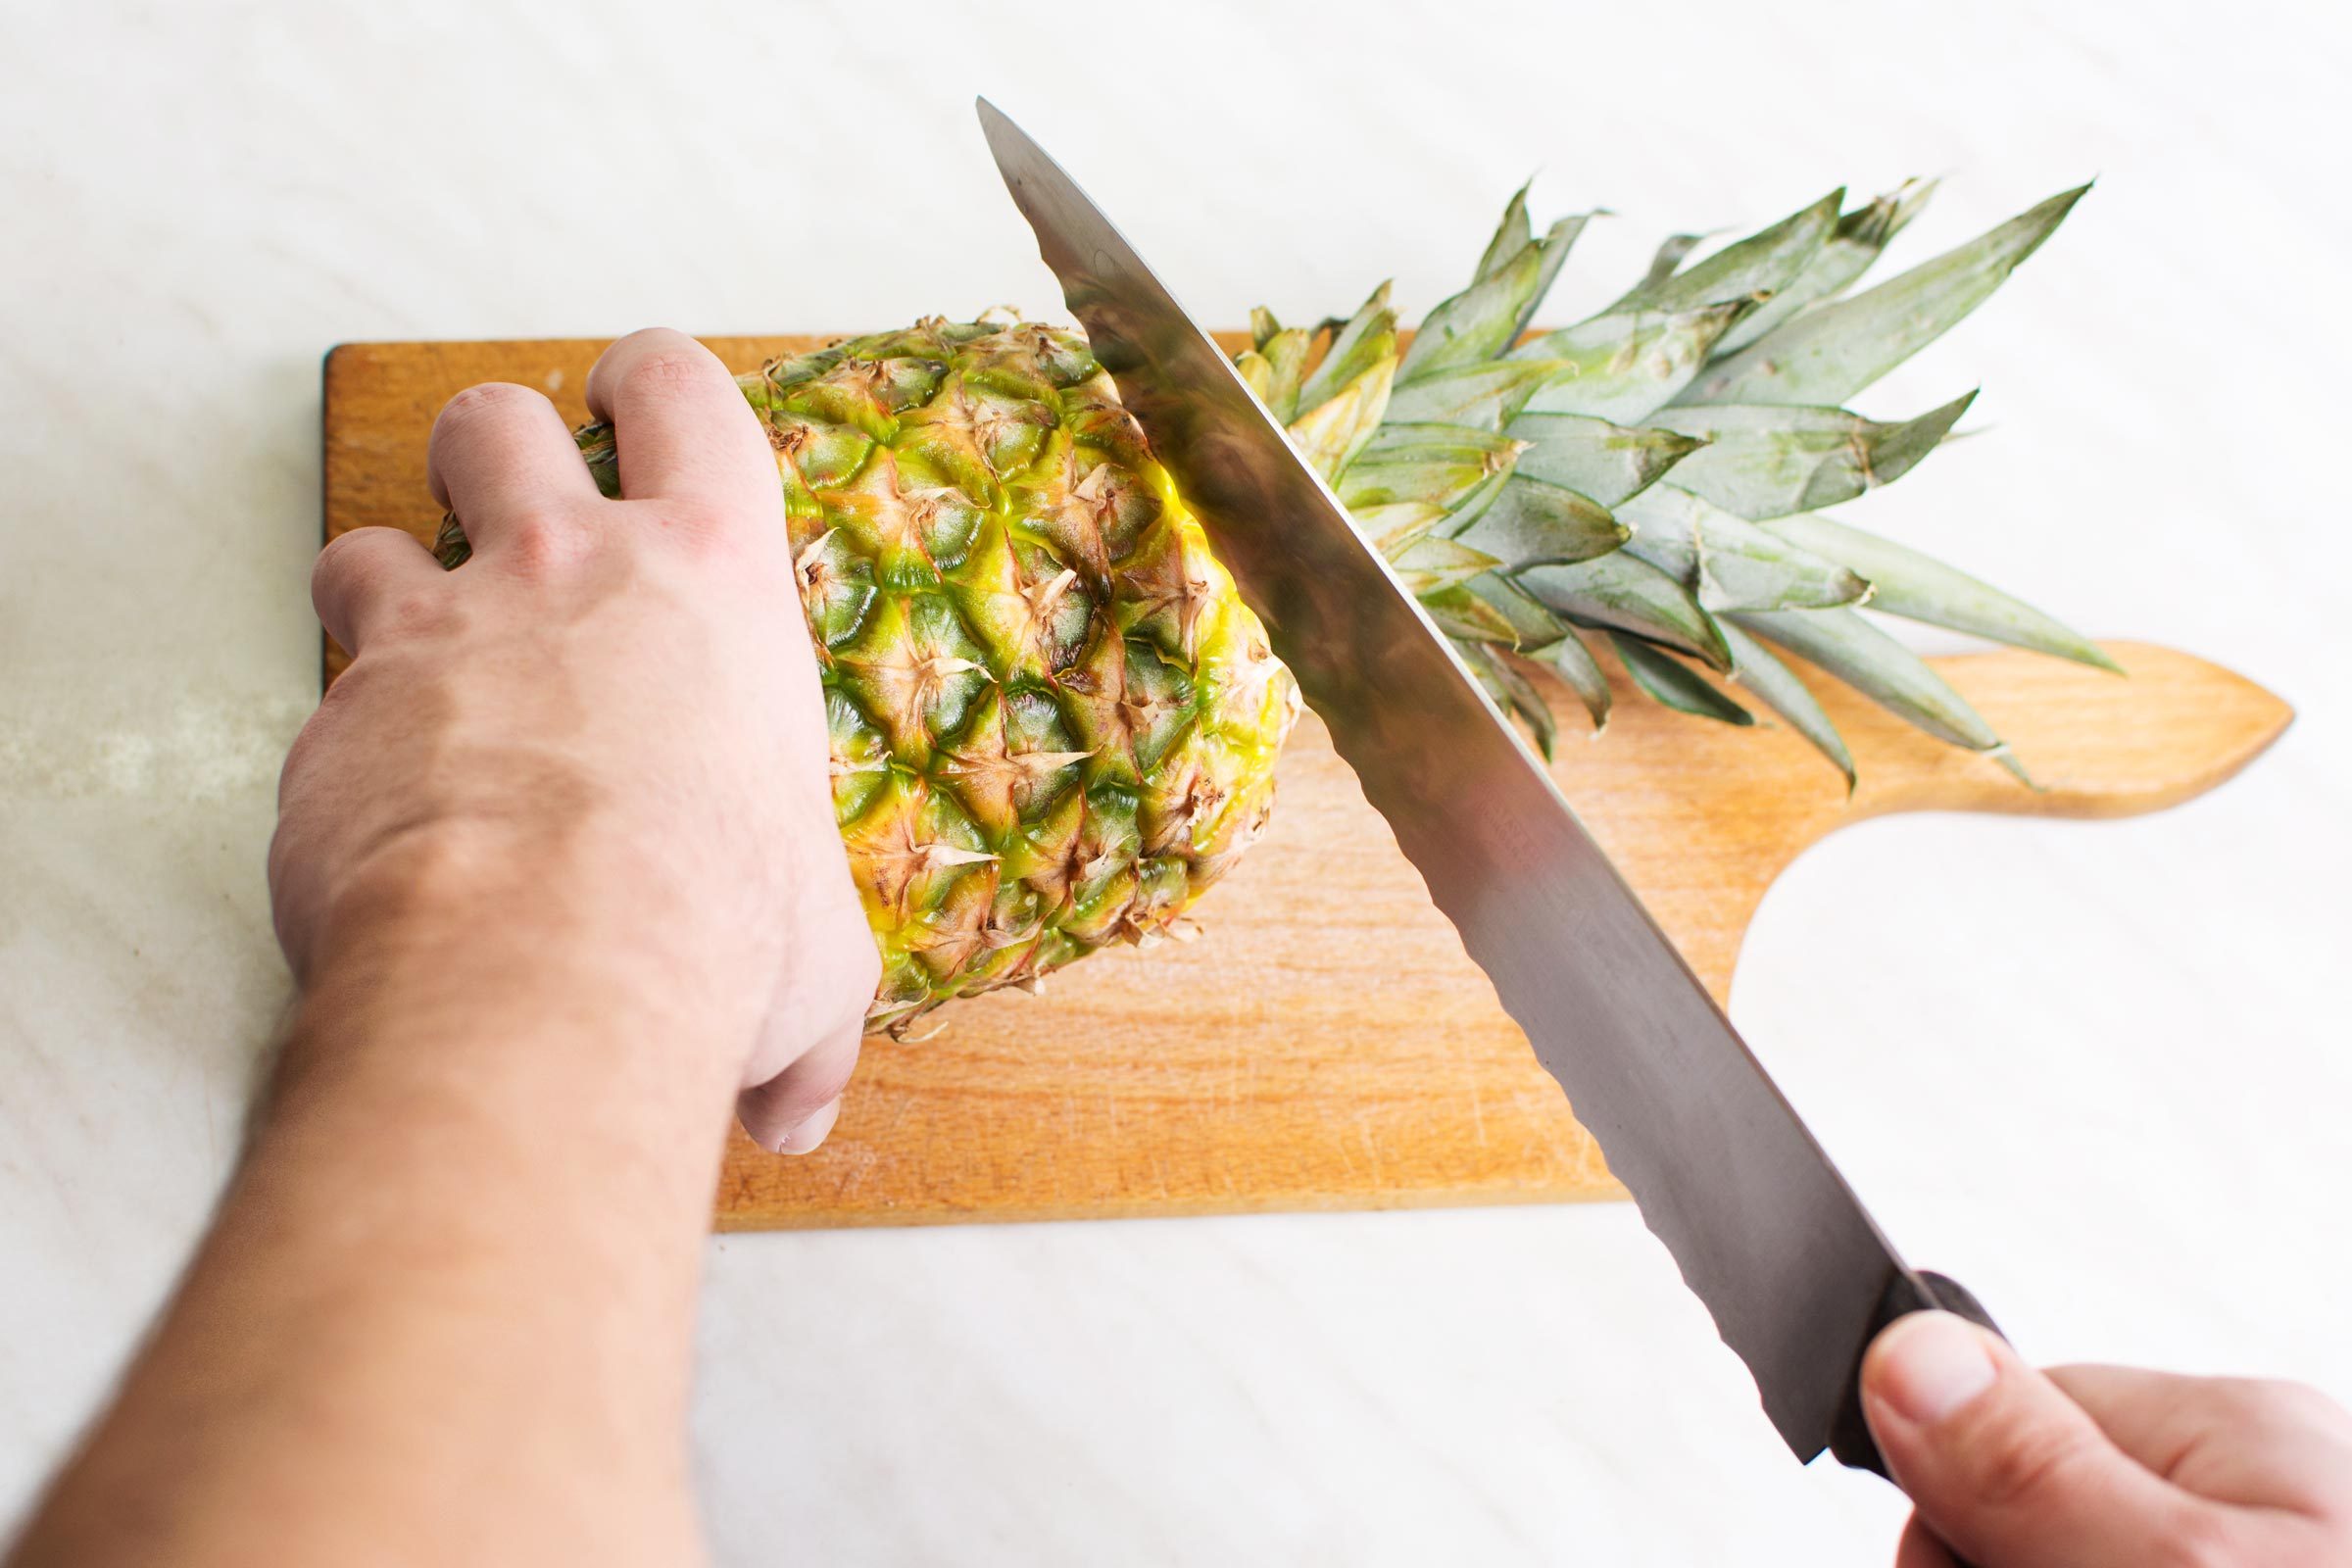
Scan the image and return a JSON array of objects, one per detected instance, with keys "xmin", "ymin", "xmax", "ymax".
[{"xmin": 1862, "ymin": 1311, "xmax": 2207, "ymax": 1568}]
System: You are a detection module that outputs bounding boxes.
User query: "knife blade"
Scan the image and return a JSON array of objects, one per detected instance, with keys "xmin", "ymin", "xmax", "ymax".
[{"xmin": 978, "ymin": 97, "xmax": 2000, "ymax": 1479}]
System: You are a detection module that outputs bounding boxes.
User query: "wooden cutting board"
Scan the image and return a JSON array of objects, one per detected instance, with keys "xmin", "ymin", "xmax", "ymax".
[{"xmin": 322, "ymin": 335, "xmax": 2292, "ymax": 1230}]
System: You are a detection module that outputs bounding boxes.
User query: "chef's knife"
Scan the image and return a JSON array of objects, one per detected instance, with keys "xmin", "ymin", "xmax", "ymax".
[{"xmin": 978, "ymin": 98, "xmax": 2003, "ymax": 1485}]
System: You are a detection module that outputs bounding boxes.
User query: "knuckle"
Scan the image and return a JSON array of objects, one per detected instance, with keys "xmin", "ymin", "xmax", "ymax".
[
  {"xmin": 657, "ymin": 498, "xmax": 756, "ymax": 563},
  {"xmin": 620, "ymin": 345, "xmax": 716, "ymax": 399},
  {"xmin": 312, "ymin": 527, "xmax": 382, "ymax": 595},
  {"xmin": 376, "ymin": 588, "xmax": 457, "ymax": 644},
  {"xmin": 496, "ymin": 512, "xmax": 594, "ymax": 574},
  {"xmin": 438, "ymin": 379, "xmax": 544, "ymax": 425},
  {"xmin": 1969, "ymin": 1420, "xmax": 2098, "ymax": 1512}
]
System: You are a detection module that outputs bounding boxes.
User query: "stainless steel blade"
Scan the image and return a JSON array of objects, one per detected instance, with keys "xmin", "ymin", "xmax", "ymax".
[{"xmin": 979, "ymin": 98, "xmax": 1939, "ymax": 1463}]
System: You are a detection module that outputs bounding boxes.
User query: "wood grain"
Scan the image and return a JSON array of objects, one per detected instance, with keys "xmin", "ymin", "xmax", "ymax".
[{"xmin": 322, "ymin": 336, "xmax": 2293, "ymax": 1229}]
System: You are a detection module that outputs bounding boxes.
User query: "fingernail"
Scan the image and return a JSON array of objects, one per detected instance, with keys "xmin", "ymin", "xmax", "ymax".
[
  {"xmin": 1872, "ymin": 1310, "xmax": 1998, "ymax": 1426},
  {"xmin": 774, "ymin": 1098, "xmax": 841, "ymax": 1156}
]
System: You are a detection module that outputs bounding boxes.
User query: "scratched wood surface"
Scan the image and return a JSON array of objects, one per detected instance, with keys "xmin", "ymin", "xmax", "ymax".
[{"xmin": 322, "ymin": 336, "xmax": 2293, "ymax": 1229}]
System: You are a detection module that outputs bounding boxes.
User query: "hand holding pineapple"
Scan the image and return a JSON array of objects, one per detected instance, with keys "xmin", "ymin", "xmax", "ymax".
[{"xmin": 279, "ymin": 328, "xmax": 876, "ymax": 1153}]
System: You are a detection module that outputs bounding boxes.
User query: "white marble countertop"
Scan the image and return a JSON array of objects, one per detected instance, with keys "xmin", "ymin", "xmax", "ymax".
[{"xmin": 5, "ymin": 3, "xmax": 2347, "ymax": 1561}]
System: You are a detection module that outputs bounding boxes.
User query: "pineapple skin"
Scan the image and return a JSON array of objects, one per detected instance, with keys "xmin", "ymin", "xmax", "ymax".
[{"xmin": 443, "ymin": 318, "xmax": 1298, "ymax": 1034}]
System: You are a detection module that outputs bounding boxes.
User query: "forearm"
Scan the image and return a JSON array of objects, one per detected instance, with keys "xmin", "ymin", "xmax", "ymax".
[{"xmin": 10, "ymin": 845, "xmax": 750, "ymax": 1567}]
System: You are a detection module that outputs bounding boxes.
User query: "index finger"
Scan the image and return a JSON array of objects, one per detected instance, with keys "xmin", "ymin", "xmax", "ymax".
[
  {"xmin": 583, "ymin": 327, "xmax": 778, "ymax": 514},
  {"xmin": 2048, "ymin": 1364, "xmax": 2352, "ymax": 1515}
]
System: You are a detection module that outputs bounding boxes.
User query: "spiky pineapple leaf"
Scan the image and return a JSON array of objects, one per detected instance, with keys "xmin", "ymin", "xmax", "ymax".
[
  {"xmin": 1763, "ymin": 513, "xmax": 2122, "ymax": 672},
  {"xmin": 1462, "ymin": 571, "xmax": 1572, "ymax": 647},
  {"xmin": 1384, "ymin": 357, "xmax": 1563, "ymax": 431},
  {"xmin": 1362, "ymin": 421, "xmax": 1524, "ymax": 463},
  {"xmin": 1235, "ymin": 349, "xmax": 1276, "ymax": 404},
  {"xmin": 1502, "ymin": 412, "xmax": 1701, "ymax": 507},
  {"xmin": 1611, "ymin": 190, "xmax": 1841, "ymax": 316},
  {"xmin": 1350, "ymin": 500, "xmax": 1448, "ymax": 555},
  {"xmin": 1646, "ymin": 392, "xmax": 1975, "ymax": 517},
  {"xmin": 1340, "ymin": 443, "xmax": 1516, "ymax": 514},
  {"xmin": 1457, "ymin": 640, "xmax": 1560, "ymax": 760},
  {"xmin": 1449, "ymin": 474, "xmax": 1629, "ymax": 567},
  {"xmin": 1611, "ymin": 634, "xmax": 1754, "ymax": 725},
  {"xmin": 1237, "ymin": 324, "xmax": 1314, "ymax": 422},
  {"xmin": 1638, "ymin": 231, "xmax": 1710, "ymax": 291},
  {"xmin": 1250, "ymin": 306, "xmax": 1283, "ymax": 354},
  {"xmin": 1392, "ymin": 535, "xmax": 1505, "ymax": 595},
  {"xmin": 1419, "ymin": 582, "xmax": 1524, "ymax": 645},
  {"xmin": 1734, "ymin": 607, "xmax": 2029, "ymax": 781},
  {"xmin": 1616, "ymin": 485, "xmax": 1870, "ymax": 612},
  {"xmin": 1713, "ymin": 179, "xmax": 1937, "ymax": 355},
  {"xmin": 1297, "ymin": 282, "xmax": 1398, "ymax": 413},
  {"xmin": 1512, "ymin": 302, "xmax": 1752, "ymax": 423},
  {"xmin": 1513, "ymin": 214, "xmax": 1593, "ymax": 342},
  {"xmin": 1538, "ymin": 628, "xmax": 1613, "ymax": 729},
  {"xmin": 1678, "ymin": 185, "xmax": 2087, "ymax": 408},
  {"xmin": 1516, "ymin": 552, "xmax": 1734, "ymax": 671},
  {"xmin": 1718, "ymin": 618, "xmax": 1855, "ymax": 788},
  {"xmin": 1287, "ymin": 354, "xmax": 1396, "ymax": 478},
  {"xmin": 1474, "ymin": 183, "xmax": 1534, "ymax": 282},
  {"xmin": 1401, "ymin": 237, "xmax": 1549, "ymax": 382}
]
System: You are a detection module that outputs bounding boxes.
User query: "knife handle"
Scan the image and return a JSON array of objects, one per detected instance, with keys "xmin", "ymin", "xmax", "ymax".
[{"xmin": 1828, "ymin": 1269, "xmax": 2004, "ymax": 1479}]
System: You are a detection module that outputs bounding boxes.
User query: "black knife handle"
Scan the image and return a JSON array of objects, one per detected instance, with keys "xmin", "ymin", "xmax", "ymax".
[
  {"xmin": 1830, "ymin": 1269, "xmax": 2003, "ymax": 1477},
  {"xmin": 1830, "ymin": 1270, "xmax": 2004, "ymax": 1568}
]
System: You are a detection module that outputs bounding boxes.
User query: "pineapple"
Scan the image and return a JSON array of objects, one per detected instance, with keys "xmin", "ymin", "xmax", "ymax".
[
  {"xmin": 440, "ymin": 318, "xmax": 1299, "ymax": 1033},
  {"xmin": 438, "ymin": 179, "xmax": 2100, "ymax": 1031}
]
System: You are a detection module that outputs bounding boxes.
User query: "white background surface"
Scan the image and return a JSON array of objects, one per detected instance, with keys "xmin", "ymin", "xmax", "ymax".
[{"xmin": 4, "ymin": 1, "xmax": 2348, "ymax": 1561}]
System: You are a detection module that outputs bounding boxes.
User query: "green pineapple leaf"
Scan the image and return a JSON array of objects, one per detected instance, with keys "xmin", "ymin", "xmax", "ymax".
[
  {"xmin": 1712, "ymin": 179, "xmax": 1937, "ymax": 355},
  {"xmin": 1463, "ymin": 572, "xmax": 1571, "ymax": 647},
  {"xmin": 1719, "ymin": 618, "xmax": 1855, "ymax": 789},
  {"xmin": 1287, "ymin": 353, "xmax": 1396, "ymax": 478},
  {"xmin": 1512, "ymin": 214, "xmax": 1594, "ymax": 341},
  {"xmin": 1513, "ymin": 301, "xmax": 1754, "ymax": 422},
  {"xmin": 1647, "ymin": 391, "xmax": 1976, "ymax": 517},
  {"xmin": 1362, "ymin": 421, "xmax": 1525, "ymax": 463},
  {"xmin": 1516, "ymin": 552, "xmax": 1735, "ymax": 672},
  {"xmin": 1611, "ymin": 634, "xmax": 1755, "ymax": 725},
  {"xmin": 1538, "ymin": 630, "xmax": 1613, "ymax": 730},
  {"xmin": 1297, "ymin": 282, "xmax": 1398, "ymax": 413},
  {"xmin": 1763, "ymin": 513, "xmax": 2122, "ymax": 672},
  {"xmin": 1677, "ymin": 184, "xmax": 2088, "ymax": 408},
  {"xmin": 1419, "ymin": 582, "xmax": 1525, "ymax": 645},
  {"xmin": 1616, "ymin": 485, "xmax": 1870, "ymax": 612},
  {"xmin": 1457, "ymin": 640, "xmax": 1560, "ymax": 760},
  {"xmin": 1473, "ymin": 183, "xmax": 1534, "ymax": 281},
  {"xmin": 1449, "ymin": 474, "xmax": 1629, "ymax": 567},
  {"xmin": 1385, "ymin": 357, "xmax": 1564, "ymax": 430},
  {"xmin": 1502, "ymin": 412, "xmax": 1702, "ymax": 507},
  {"xmin": 1636, "ymin": 231, "xmax": 1710, "ymax": 292},
  {"xmin": 1401, "ymin": 237, "xmax": 1551, "ymax": 382},
  {"xmin": 1392, "ymin": 534, "xmax": 1506, "ymax": 596},
  {"xmin": 1340, "ymin": 443, "xmax": 1518, "ymax": 514},
  {"xmin": 1734, "ymin": 607, "xmax": 2031, "ymax": 783},
  {"xmin": 1610, "ymin": 189, "xmax": 1841, "ymax": 316},
  {"xmin": 1238, "ymin": 322, "xmax": 1315, "ymax": 422},
  {"xmin": 1250, "ymin": 306, "xmax": 1283, "ymax": 354}
]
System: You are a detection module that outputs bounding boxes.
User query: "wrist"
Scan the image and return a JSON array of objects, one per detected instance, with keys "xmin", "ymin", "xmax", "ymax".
[{"xmin": 288, "ymin": 823, "xmax": 766, "ymax": 1093}]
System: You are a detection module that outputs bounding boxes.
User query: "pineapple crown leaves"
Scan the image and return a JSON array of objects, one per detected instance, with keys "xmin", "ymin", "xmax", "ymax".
[{"xmin": 1246, "ymin": 176, "xmax": 2108, "ymax": 786}]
